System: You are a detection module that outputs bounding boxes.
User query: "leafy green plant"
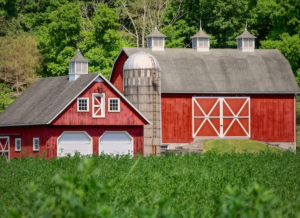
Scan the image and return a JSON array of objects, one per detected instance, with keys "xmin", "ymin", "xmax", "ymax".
[{"xmin": 1, "ymin": 151, "xmax": 300, "ymax": 217}]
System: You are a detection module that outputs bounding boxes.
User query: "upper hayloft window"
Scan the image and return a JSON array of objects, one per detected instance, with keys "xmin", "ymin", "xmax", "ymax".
[
  {"xmin": 77, "ymin": 98, "xmax": 89, "ymax": 112},
  {"xmin": 108, "ymin": 98, "xmax": 120, "ymax": 112},
  {"xmin": 92, "ymin": 93, "xmax": 105, "ymax": 118}
]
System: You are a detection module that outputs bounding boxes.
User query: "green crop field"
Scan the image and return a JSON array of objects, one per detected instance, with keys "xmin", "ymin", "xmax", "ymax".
[{"xmin": 1, "ymin": 151, "xmax": 300, "ymax": 218}]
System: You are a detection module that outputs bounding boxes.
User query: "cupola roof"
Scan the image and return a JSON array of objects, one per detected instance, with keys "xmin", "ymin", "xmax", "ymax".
[
  {"xmin": 69, "ymin": 49, "xmax": 89, "ymax": 62},
  {"xmin": 235, "ymin": 21, "xmax": 257, "ymax": 39},
  {"xmin": 191, "ymin": 18, "xmax": 211, "ymax": 39},
  {"xmin": 146, "ymin": 27, "xmax": 166, "ymax": 38}
]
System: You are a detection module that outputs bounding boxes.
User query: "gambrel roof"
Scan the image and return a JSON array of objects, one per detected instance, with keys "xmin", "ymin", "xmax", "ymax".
[
  {"xmin": 121, "ymin": 48, "xmax": 299, "ymax": 93},
  {"xmin": 0, "ymin": 73, "xmax": 151, "ymax": 126}
]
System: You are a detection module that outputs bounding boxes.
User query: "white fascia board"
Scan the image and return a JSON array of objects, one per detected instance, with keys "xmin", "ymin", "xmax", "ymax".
[
  {"xmin": 108, "ymin": 49, "xmax": 127, "ymax": 81},
  {"xmin": 98, "ymin": 73, "xmax": 152, "ymax": 125}
]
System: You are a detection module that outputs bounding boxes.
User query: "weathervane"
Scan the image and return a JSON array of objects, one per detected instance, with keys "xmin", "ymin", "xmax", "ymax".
[{"xmin": 200, "ymin": 17, "xmax": 202, "ymax": 30}]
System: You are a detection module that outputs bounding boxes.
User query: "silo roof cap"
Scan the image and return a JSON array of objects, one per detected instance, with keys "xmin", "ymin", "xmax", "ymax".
[{"xmin": 124, "ymin": 51, "xmax": 160, "ymax": 70}]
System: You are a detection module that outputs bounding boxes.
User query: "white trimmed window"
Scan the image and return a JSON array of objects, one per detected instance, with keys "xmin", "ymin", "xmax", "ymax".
[
  {"xmin": 33, "ymin": 138, "xmax": 39, "ymax": 151},
  {"xmin": 77, "ymin": 98, "xmax": 89, "ymax": 112},
  {"xmin": 92, "ymin": 93, "xmax": 105, "ymax": 118},
  {"xmin": 108, "ymin": 98, "xmax": 120, "ymax": 112},
  {"xmin": 15, "ymin": 138, "xmax": 21, "ymax": 151}
]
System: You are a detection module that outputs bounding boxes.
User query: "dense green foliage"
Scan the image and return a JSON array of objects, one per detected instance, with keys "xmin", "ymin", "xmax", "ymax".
[
  {"xmin": 1, "ymin": 0, "xmax": 300, "ymax": 80},
  {"xmin": 0, "ymin": 83, "xmax": 14, "ymax": 113},
  {"xmin": 1, "ymin": 152, "xmax": 300, "ymax": 217}
]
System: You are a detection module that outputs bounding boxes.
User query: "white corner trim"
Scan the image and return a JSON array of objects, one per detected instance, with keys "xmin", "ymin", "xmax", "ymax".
[
  {"xmin": 77, "ymin": 97, "xmax": 89, "ymax": 112},
  {"xmin": 108, "ymin": 98, "xmax": 121, "ymax": 112},
  {"xmin": 92, "ymin": 93, "xmax": 105, "ymax": 118},
  {"xmin": 33, "ymin": 138, "xmax": 39, "ymax": 151}
]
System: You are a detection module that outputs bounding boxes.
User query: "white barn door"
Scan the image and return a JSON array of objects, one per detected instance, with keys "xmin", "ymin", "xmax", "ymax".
[
  {"xmin": 0, "ymin": 137, "xmax": 10, "ymax": 161},
  {"xmin": 99, "ymin": 131, "xmax": 133, "ymax": 156},
  {"xmin": 192, "ymin": 97, "xmax": 250, "ymax": 138},
  {"xmin": 57, "ymin": 131, "xmax": 93, "ymax": 157}
]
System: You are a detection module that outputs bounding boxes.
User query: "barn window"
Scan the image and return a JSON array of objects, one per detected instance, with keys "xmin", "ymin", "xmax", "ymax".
[
  {"xmin": 15, "ymin": 138, "xmax": 21, "ymax": 151},
  {"xmin": 161, "ymin": 144, "xmax": 168, "ymax": 151},
  {"xmin": 108, "ymin": 98, "xmax": 120, "ymax": 112},
  {"xmin": 33, "ymin": 138, "xmax": 39, "ymax": 151},
  {"xmin": 77, "ymin": 98, "xmax": 89, "ymax": 112}
]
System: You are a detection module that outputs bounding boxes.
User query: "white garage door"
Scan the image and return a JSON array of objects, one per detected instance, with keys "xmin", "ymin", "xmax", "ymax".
[
  {"xmin": 99, "ymin": 132, "xmax": 133, "ymax": 156},
  {"xmin": 57, "ymin": 132, "xmax": 93, "ymax": 157}
]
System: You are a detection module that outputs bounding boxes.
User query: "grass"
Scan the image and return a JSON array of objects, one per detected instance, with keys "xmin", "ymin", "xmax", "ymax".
[
  {"xmin": 204, "ymin": 139, "xmax": 284, "ymax": 154},
  {"xmin": 1, "ymin": 151, "xmax": 300, "ymax": 217}
]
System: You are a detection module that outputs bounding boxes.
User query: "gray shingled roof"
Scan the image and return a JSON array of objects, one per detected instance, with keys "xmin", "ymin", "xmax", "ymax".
[
  {"xmin": 191, "ymin": 28, "xmax": 211, "ymax": 39},
  {"xmin": 69, "ymin": 49, "xmax": 89, "ymax": 62},
  {"xmin": 236, "ymin": 29, "xmax": 257, "ymax": 39},
  {"xmin": 146, "ymin": 27, "xmax": 166, "ymax": 38},
  {"xmin": 122, "ymin": 48, "xmax": 299, "ymax": 93},
  {"xmin": 0, "ymin": 74, "xmax": 99, "ymax": 126}
]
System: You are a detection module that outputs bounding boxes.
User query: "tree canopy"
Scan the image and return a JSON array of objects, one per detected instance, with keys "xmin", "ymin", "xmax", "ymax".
[{"xmin": 0, "ymin": 0, "xmax": 299, "ymax": 105}]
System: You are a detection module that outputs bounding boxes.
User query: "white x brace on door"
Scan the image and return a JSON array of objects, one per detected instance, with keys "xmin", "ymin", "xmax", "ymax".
[
  {"xmin": 192, "ymin": 97, "xmax": 250, "ymax": 138},
  {"xmin": 0, "ymin": 136, "xmax": 10, "ymax": 161}
]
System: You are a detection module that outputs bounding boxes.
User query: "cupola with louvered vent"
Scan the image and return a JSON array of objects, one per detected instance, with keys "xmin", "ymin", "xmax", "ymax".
[
  {"xmin": 191, "ymin": 19, "xmax": 211, "ymax": 52},
  {"xmin": 69, "ymin": 49, "xmax": 89, "ymax": 81},
  {"xmin": 146, "ymin": 27, "xmax": 166, "ymax": 51},
  {"xmin": 236, "ymin": 21, "xmax": 257, "ymax": 52}
]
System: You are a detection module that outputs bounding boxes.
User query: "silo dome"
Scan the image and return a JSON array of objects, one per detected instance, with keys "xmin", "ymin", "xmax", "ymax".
[{"xmin": 124, "ymin": 52, "xmax": 160, "ymax": 70}]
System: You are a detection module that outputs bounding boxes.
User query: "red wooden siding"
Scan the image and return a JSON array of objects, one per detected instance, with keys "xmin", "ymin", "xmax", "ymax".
[
  {"xmin": 110, "ymin": 51, "xmax": 128, "ymax": 93},
  {"xmin": 52, "ymin": 80, "xmax": 147, "ymax": 126},
  {"xmin": 0, "ymin": 126, "xmax": 48, "ymax": 160},
  {"xmin": 0, "ymin": 125, "xmax": 143, "ymax": 159},
  {"xmin": 162, "ymin": 94, "xmax": 295, "ymax": 143}
]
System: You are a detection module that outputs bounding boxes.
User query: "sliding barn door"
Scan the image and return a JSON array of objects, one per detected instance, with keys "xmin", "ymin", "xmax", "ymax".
[{"xmin": 192, "ymin": 97, "xmax": 250, "ymax": 138}]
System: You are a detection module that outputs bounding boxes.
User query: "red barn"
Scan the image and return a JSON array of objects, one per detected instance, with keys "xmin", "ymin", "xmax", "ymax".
[
  {"xmin": 0, "ymin": 26, "xmax": 299, "ymax": 160},
  {"xmin": 0, "ymin": 50, "xmax": 150, "ymax": 160},
  {"xmin": 109, "ymin": 27, "xmax": 299, "ymax": 155}
]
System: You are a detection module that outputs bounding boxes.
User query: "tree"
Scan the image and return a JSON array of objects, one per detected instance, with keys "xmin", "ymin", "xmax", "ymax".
[
  {"xmin": 0, "ymin": 83, "xmax": 14, "ymax": 113},
  {"xmin": 260, "ymin": 33, "xmax": 300, "ymax": 83},
  {"xmin": 37, "ymin": 2, "xmax": 81, "ymax": 77},
  {"xmin": 0, "ymin": 33, "xmax": 42, "ymax": 96},
  {"xmin": 79, "ymin": 3, "xmax": 124, "ymax": 78}
]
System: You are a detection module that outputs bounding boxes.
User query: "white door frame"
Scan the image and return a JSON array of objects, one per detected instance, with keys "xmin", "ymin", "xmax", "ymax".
[
  {"xmin": 0, "ymin": 136, "xmax": 10, "ymax": 161},
  {"xmin": 57, "ymin": 131, "xmax": 93, "ymax": 157},
  {"xmin": 99, "ymin": 131, "xmax": 134, "ymax": 155},
  {"xmin": 192, "ymin": 97, "xmax": 250, "ymax": 139}
]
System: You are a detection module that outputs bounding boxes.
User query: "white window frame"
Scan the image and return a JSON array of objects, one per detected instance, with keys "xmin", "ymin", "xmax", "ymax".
[
  {"xmin": 77, "ymin": 97, "xmax": 89, "ymax": 112},
  {"xmin": 108, "ymin": 98, "xmax": 120, "ymax": 112},
  {"xmin": 15, "ymin": 138, "xmax": 21, "ymax": 151},
  {"xmin": 92, "ymin": 93, "xmax": 105, "ymax": 118},
  {"xmin": 33, "ymin": 138, "xmax": 39, "ymax": 151}
]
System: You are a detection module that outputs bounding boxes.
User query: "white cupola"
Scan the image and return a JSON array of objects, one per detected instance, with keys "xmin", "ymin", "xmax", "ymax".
[
  {"xmin": 68, "ymin": 49, "xmax": 89, "ymax": 81},
  {"xmin": 236, "ymin": 21, "xmax": 257, "ymax": 52},
  {"xmin": 146, "ymin": 27, "xmax": 167, "ymax": 51},
  {"xmin": 191, "ymin": 19, "xmax": 211, "ymax": 52}
]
